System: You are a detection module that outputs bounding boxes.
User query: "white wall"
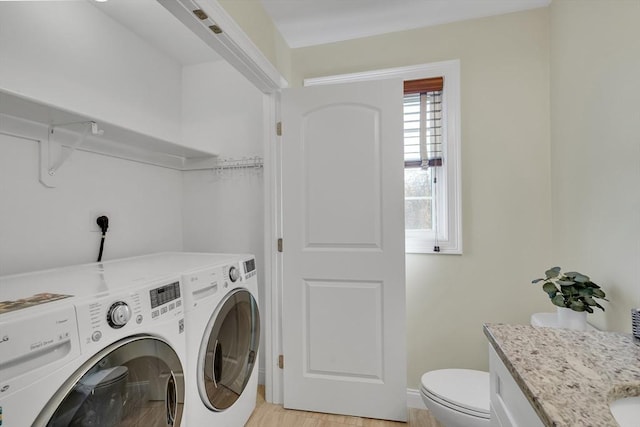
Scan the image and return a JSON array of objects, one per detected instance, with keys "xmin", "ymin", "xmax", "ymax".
[
  {"xmin": 0, "ymin": 3, "xmax": 266, "ymax": 279},
  {"xmin": 180, "ymin": 60, "xmax": 265, "ymax": 299},
  {"xmin": 550, "ymin": 0, "xmax": 640, "ymax": 332},
  {"xmin": 0, "ymin": 1, "xmax": 183, "ymax": 144},
  {"xmin": 181, "ymin": 61, "xmax": 265, "ymax": 156},
  {"xmin": 0, "ymin": 1, "xmax": 187, "ymax": 276},
  {"xmin": 182, "ymin": 170, "xmax": 264, "ymax": 275},
  {"xmin": 181, "ymin": 59, "xmax": 267, "ymax": 378},
  {"xmin": 0, "ymin": 133, "xmax": 183, "ymax": 276}
]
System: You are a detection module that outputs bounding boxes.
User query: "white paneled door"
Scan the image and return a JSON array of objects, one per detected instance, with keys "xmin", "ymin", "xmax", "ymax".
[{"xmin": 281, "ymin": 79, "xmax": 407, "ymax": 421}]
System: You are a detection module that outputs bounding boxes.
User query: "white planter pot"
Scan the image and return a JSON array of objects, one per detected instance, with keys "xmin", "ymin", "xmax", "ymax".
[{"xmin": 557, "ymin": 307, "xmax": 588, "ymax": 330}]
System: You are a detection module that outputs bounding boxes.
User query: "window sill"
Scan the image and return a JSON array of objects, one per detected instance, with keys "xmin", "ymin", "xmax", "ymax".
[
  {"xmin": 405, "ymin": 246, "xmax": 463, "ymax": 255},
  {"xmin": 405, "ymin": 235, "xmax": 462, "ymax": 254}
]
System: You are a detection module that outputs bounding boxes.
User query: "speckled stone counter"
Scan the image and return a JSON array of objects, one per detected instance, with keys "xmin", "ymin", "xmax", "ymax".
[{"xmin": 484, "ymin": 323, "xmax": 640, "ymax": 427}]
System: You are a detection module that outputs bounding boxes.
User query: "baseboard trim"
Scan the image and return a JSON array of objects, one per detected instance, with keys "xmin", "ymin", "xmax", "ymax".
[
  {"xmin": 407, "ymin": 388, "xmax": 426, "ymax": 409},
  {"xmin": 256, "ymin": 381, "xmax": 426, "ymax": 410}
]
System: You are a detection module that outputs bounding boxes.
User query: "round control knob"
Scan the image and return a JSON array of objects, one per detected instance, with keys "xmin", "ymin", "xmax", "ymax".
[
  {"xmin": 229, "ymin": 266, "xmax": 241, "ymax": 282},
  {"xmin": 107, "ymin": 302, "xmax": 131, "ymax": 329}
]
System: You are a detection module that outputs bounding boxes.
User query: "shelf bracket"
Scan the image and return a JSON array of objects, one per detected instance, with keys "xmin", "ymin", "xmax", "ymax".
[{"xmin": 40, "ymin": 121, "xmax": 103, "ymax": 188}]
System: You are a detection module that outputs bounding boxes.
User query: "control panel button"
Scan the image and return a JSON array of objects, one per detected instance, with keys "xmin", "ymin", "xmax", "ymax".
[
  {"xmin": 107, "ymin": 302, "xmax": 131, "ymax": 329},
  {"xmin": 136, "ymin": 315, "xmax": 143, "ymax": 324},
  {"xmin": 152, "ymin": 310, "xmax": 159, "ymax": 318},
  {"xmin": 229, "ymin": 266, "xmax": 240, "ymax": 282},
  {"xmin": 91, "ymin": 331, "xmax": 102, "ymax": 342}
]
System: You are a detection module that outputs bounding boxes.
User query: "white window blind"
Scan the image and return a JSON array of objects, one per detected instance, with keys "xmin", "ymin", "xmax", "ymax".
[
  {"xmin": 403, "ymin": 78, "xmax": 445, "ymax": 245},
  {"xmin": 403, "ymin": 91, "xmax": 443, "ymax": 169}
]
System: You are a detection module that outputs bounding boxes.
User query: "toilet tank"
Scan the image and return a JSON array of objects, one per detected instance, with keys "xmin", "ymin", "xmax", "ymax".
[
  {"xmin": 530, "ymin": 312, "xmax": 558, "ymax": 327},
  {"xmin": 530, "ymin": 312, "xmax": 597, "ymax": 330}
]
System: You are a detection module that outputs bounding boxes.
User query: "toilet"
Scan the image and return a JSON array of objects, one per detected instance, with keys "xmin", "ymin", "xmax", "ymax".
[
  {"xmin": 420, "ymin": 313, "xmax": 562, "ymax": 427},
  {"xmin": 420, "ymin": 368, "xmax": 490, "ymax": 427}
]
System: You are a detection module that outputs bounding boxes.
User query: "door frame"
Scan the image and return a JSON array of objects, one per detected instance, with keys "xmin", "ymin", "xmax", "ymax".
[{"xmin": 262, "ymin": 90, "xmax": 284, "ymax": 403}]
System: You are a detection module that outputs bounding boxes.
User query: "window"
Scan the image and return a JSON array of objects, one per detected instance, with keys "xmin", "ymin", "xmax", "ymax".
[
  {"xmin": 404, "ymin": 78, "xmax": 443, "ymax": 238},
  {"xmin": 403, "ymin": 65, "xmax": 461, "ymax": 254}
]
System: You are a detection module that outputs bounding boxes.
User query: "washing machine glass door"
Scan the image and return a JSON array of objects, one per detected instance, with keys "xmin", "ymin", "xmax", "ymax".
[
  {"xmin": 198, "ymin": 288, "xmax": 260, "ymax": 411},
  {"xmin": 34, "ymin": 335, "xmax": 185, "ymax": 427}
]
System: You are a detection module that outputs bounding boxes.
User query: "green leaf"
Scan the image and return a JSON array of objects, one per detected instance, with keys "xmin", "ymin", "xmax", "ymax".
[
  {"xmin": 578, "ymin": 287, "xmax": 594, "ymax": 297},
  {"xmin": 542, "ymin": 282, "xmax": 558, "ymax": 298},
  {"xmin": 584, "ymin": 305, "xmax": 594, "ymax": 313},
  {"xmin": 564, "ymin": 271, "xmax": 578, "ymax": 278},
  {"xmin": 570, "ymin": 300, "xmax": 586, "ymax": 311},
  {"xmin": 592, "ymin": 288, "xmax": 606, "ymax": 298},
  {"xmin": 561, "ymin": 286, "xmax": 580, "ymax": 296},
  {"xmin": 545, "ymin": 267, "xmax": 561, "ymax": 279},
  {"xmin": 551, "ymin": 294, "xmax": 566, "ymax": 307},
  {"xmin": 594, "ymin": 302, "xmax": 605, "ymax": 312},
  {"xmin": 583, "ymin": 296, "xmax": 597, "ymax": 306},
  {"xmin": 557, "ymin": 279, "xmax": 575, "ymax": 287},
  {"xmin": 532, "ymin": 278, "xmax": 544, "ymax": 284},
  {"xmin": 574, "ymin": 274, "xmax": 590, "ymax": 283}
]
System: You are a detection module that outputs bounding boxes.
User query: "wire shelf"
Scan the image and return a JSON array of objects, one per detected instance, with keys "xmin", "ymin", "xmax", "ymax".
[{"xmin": 212, "ymin": 156, "xmax": 263, "ymax": 171}]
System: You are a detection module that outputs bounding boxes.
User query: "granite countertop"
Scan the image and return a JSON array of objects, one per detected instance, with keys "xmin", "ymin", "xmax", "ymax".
[{"xmin": 484, "ymin": 323, "xmax": 640, "ymax": 427}]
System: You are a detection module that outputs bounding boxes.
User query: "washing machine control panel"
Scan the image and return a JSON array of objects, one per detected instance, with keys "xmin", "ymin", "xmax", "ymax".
[
  {"xmin": 75, "ymin": 278, "xmax": 183, "ymax": 352},
  {"xmin": 149, "ymin": 281, "xmax": 182, "ymax": 320},
  {"xmin": 150, "ymin": 281, "xmax": 181, "ymax": 308},
  {"xmin": 243, "ymin": 257, "xmax": 257, "ymax": 279}
]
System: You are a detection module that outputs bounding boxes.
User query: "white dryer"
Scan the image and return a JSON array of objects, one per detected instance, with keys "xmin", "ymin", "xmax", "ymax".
[
  {"xmin": 181, "ymin": 254, "xmax": 261, "ymax": 427},
  {"xmin": 0, "ymin": 263, "xmax": 188, "ymax": 427}
]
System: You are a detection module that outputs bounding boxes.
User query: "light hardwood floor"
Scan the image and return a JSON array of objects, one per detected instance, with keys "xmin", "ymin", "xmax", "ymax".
[{"xmin": 245, "ymin": 386, "xmax": 444, "ymax": 427}]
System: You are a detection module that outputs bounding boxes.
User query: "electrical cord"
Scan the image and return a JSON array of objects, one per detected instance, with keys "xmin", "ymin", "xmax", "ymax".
[{"xmin": 96, "ymin": 216, "xmax": 109, "ymax": 262}]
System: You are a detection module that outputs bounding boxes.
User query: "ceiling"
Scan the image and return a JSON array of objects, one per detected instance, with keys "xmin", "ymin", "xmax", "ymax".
[
  {"xmin": 90, "ymin": 0, "xmax": 551, "ymax": 65},
  {"xmin": 260, "ymin": 0, "xmax": 551, "ymax": 48}
]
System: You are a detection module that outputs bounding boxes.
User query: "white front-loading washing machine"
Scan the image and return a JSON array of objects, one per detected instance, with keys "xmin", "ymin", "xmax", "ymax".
[
  {"xmin": 0, "ymin": 262, "xmax": 188, "ymax": 427},
  {"xmin": 181, "ymin": 254, "xmax": 260, "ymax": 427},
  {"xmin": 90, "ymin": 251, "xmax": 261, "ymax": 426},
  {"xmin": 97, "ymin": 251, "xmax": 262, "ymax": 426}
]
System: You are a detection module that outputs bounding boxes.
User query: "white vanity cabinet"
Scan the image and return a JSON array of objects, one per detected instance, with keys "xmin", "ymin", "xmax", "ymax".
[{"xmin": 489, "ymin": 345, "xmax": 544, "ymax": 427}]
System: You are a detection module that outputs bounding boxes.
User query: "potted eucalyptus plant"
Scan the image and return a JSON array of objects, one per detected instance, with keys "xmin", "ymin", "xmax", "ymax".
[{"xmin": 532, "ymin": 267, "xmax": 607, "ymax": 330}]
